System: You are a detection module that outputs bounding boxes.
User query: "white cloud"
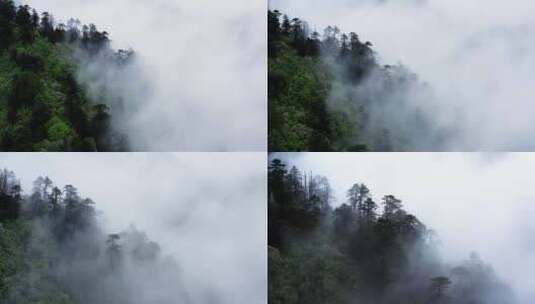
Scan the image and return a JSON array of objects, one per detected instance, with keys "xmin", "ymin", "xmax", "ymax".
[
  {"xmin": 270, "ymin": 0, "xmax": 535, "ymax": 150},
  {"xmin": 0, "ymin": 152, "xmax": 267, "ymax": 304},
  {"xmin": 23, "ymin": 0, "xmax": 266, "ymax": 151}
]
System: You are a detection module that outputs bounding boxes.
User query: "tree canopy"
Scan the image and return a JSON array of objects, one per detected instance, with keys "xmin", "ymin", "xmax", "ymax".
[
  {"xmin": 268, "ymin": 158, "xmax": 515, "ymax": 304},
  {"xmin": 268, "ymin": 10, "xmax": 442, "ymax": 151},
  {"xmin": 0, "ymin": 168, "xmax": 185, "ymax": 303},
  {"xmin": 0, "ymin": 1, "xmax": 131, "ymax": 151}
]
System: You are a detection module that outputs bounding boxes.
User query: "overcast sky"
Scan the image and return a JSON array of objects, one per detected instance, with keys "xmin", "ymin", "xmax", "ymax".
[
  {"xmin": 22, "ymin": 0, "xmax": 266, "ymax": 151},
  {"xmin": 269, "ymin": 0, "xmax": 535, "ymax": 151},
  {"xmin": 0, "ymin": 153, "xmax": 266, "ymax": 304},
  {"xmin": 273, "ymin": 152, "xmax": 535, "ymax": 302}
]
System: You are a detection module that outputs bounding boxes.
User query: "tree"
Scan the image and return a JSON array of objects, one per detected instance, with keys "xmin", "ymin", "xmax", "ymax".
[
  {"xmin": 7, "ymin": 72, "xmax": 42, "ymax": 122},
  {"xmin": 339, "ymin": 33, "xmax": 350, "ymax": 59},
  {"xmin": 361, "ymin": 197, "xmax": 378, "ymax": 223},
  {"xmin": 30, "ymin": 99, "xmax": 53, "ymax": 141},
  {"xmin": 50, "ymin": 186, "xmax": 62, "ymax": 217},
  {"xmin": 286, "ymin": 166, "xmax": 303, "ymax": 196},
  {"xmin": 0, "ymin": 0, "xmax": 16, "ymax": 22},
  {"xmin": 322, "ymin": 26, "xmax": 340, "ymax": 55},
  {"xmin": 15, "ymin": 5, "xmax": 35, "ymax": 44},
  {"xmin": 308, "ymin": 175, "xmax": 331, "ymax": 211},
  {"xmin": 0, "ymin": 169, "xmax": 21, "ymax": 220},
  {"xmin": 281, "ymin": 14, "xmax": 290, "ymax": 35},
  {"xmin": 334, "ymin": 203, "xmax": 357, "ymax": 237},
  {"xmin": 40, "ymin": 12, "xmax": 55, "ymax": 41},
  {"xmin": 30, "ymin": 8, "xmax": 38, "ymax": 26},
  {"xmin": 91, "ymin": 103, "xmax": 111, "ymax": 150},
  {"xmin": 269, "ymin": 159, "xmax": 287, "ymax": 193},
  {"xmin": 29, "ymin": 176, "xmax": 53, "ymax": 217},
  {"xmin": 347, "ymin": 183, "xmax": 370, "ymax": 217},
  {"xmin": 349, "ymin": 32, "xmax": 360, "ymax": 53},
  {"xmin": 268, "ymin": 10, "xmax": 281, "ymax": 57},
  {"xmin": 382, "ymin": 195, "xmax": 402, "ymax": 219},
  {"xmin": 0, "ymin": 0, "xmax": 16, "ymax": 49},
  {"xmin": 106, "ymin": 233, "xmax": 122, "ymax": 270},
  {"xmin": 0, "ymin": 169, "xmax": 18, "ymax": 195},
  {"xmin": 428, "ymin": 276, "xmax": 451, "ymax": 303},
  {"xmin": 290, "ymin": 18, "xmax": 308, "ymax": 56},
  {"xmin": 66, "ymin": 18, "xmax": 81, "ymax": 43},
  {"xmin": 305, "ymin": 31, "xmax": 320, "ymax": 57}
]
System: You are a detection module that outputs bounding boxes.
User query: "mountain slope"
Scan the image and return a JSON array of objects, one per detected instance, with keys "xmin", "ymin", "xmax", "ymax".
[
  {"xmin": 0, "ymin": 1, "xmax": 129, "ymax": 151},
  {"xmin": 0, "ymin": 168, "xmax": 186, "ymax": 303},
  {"xmin": 268, "ymin": 10, "xmax": 443, "ymax": 152},
  {"xmin": 268, "ymin": 158, "xmax": 515, "ymax": 304}
]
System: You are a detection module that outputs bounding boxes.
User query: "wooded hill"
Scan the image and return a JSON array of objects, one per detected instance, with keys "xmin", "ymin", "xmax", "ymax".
[
  {"xmin": 0, "ymin": 1, "xmax": 131, "ymax": 151},
  {"xmin": 0, "ymin": 168, "xmax": 186, "ymax": 303},
  {"xmin": 268, "ymin": 158, "xmax": 514, "ymax": 304},
  {"xmin": 268, "ymin": 10, "xmax": 443, "ymax": 151}
]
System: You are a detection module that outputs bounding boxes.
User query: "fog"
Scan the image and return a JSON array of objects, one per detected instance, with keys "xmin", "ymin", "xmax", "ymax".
[
  {"xmin": 0, "ymin": 153, "xmax": 266, "ymax": 303},
  {"xmin": 272, "ymin": 152, "xmax": 535, "ymax": 303},
  {"xmin": 270, "ymin": 0, "xmax": 535, "ymax": 151},
  {"xmin": 22, "ymin": 0, "xmax": 266, "ymax": 151}
]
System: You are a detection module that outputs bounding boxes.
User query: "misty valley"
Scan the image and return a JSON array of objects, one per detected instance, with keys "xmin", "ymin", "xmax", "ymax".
[
  {"xmin": 268, "ymin": 158, "xmax": 514, "ymax": 304},
  {"xmin": 0, "ymin": 1, "xmax": 136, "ymax": 151},
  {"xmin": 0, "ymin": 168, "xmax": 189, "ymax": 303},
  {"xmin": 268, "ymin": 10, "xmax": 448, "ymax": 152}
]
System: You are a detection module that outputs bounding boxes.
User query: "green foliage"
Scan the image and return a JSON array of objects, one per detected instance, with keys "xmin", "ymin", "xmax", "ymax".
[
  {"xmin": 0, "ymin": 220, "xmax": 30, "ymax": 299},
  {"xmin": 269, "ymin": 37, "xmax": 335, "ymax": 151},
  {"xmin": 0, "ymin": 1, "xmax": 127, "ymax": 151},
  {"xmin": 268, "ymin": 159, "xmax": 515, "ymax": 304},
  {"xmin": 46, "ymin": 116, "xmax": 73, "ymax": 142},
  {"xmin": 0, "ymin": 168, "xmax": 176, "ymax": 304},
  {"xmin": 268, "ymin": 10, "xmax": 436, "ymax": 152}
]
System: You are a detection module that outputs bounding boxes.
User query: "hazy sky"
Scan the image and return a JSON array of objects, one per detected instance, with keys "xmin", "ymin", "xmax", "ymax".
[
  {"xmin": 22, "ymin": 0, "xmax": 266, "ymax": 151},
  {"xmin": 0, "ymin": 153, "xmax": 266, "ymax": 304},
  {"xmin": 273, "ymin": 152, "xmax": 535, "ymax": 302},
  {"xmin": 269, "ymin": 0, "xmax": 535, "ymax": 150}
]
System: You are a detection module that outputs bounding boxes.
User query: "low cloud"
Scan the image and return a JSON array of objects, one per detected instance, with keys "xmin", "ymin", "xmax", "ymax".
[
  {"xmin": 270, "ymin": 0, "xmax": 535, "ymax": 150},
  {"xmin": 0, "ymin": 153, "xmax": 266, "ymax": 303},
  {"xmin": 273, "ymin": 152, "xmax": 535, "ymax": 302},
  {"xmin": 24, "ymin": 0, "xmax": 266, "ymax": 151}
]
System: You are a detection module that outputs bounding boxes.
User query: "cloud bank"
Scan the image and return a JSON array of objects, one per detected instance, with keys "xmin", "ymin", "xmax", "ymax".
[
  {"xmin": 23, "ymin": 0, "xmax": 266, "ymax": 151},
  {"xmin": 270, "ymin": 0, "xmax": 535, "ymax": 150},
  {"xmin": 272, "ymin": 152, "xmax": 535, "ymax": 302},
  {"xmin": 0, "ymin": 152, "xmax": 266, "ymax": 303}
]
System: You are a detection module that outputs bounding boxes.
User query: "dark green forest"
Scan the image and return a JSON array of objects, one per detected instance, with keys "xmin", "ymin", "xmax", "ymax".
[
  {"xmin": 268, "ymin": 10, "xmax": 444, "ymax": 152},
  {"xmin": 0, "ymin": 168, "xmax": 185, "ymax": 303},
  {"xmin": 268, "ymin": 158, "xmax": 514, "ymax": 304},
  {"xmin": 0, "ymin": 1, "xmax": 130, "ymax": 151}
]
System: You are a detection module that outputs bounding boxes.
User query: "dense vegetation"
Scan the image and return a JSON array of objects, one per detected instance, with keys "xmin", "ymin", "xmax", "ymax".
[
  {"xmin": 268, "ymin": 159, "xmax": 514, "ymax": 304},
  {"xmin": 268, "ymin": 10, "xmax": 442, "ymax": 151},
  {"xmin": 0, "ymin": 1, "xmax": 130, "ymax": 151},
  {"xmin": 0, "ymin": 169, "xmax": 185, "ymax": 303}
]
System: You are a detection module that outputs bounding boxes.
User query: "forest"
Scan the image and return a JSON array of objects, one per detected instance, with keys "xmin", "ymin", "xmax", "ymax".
[
  {"xmin": 0, "ymin": 1, "xmax": 131, "ymax": 151},
  {"xmin": 268, "ymin": 10, "xmax": 444, "ymax": 152},
  {"xmin": 0, "ymin": 168, "xmax": 187, "ymax": 303},
  {"xmin": 268, "ymin": 158, "xmax": 515, "ymax": 304}
]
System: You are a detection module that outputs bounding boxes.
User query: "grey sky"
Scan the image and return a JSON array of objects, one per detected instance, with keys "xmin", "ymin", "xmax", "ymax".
[
  {"xmin": 273, "ymin": 152, "xmax": 535, "ymax": 302},
  {"xmin": 22, "ymin": 0, "xmax": 266, "ymax": 151},
  {"xmin": 0, "ymin": 153, "xmax": 267, "ymax": 304},
  {"xmin": 269, "ymin": 0, "xmax": 535, "ymax": 150}
]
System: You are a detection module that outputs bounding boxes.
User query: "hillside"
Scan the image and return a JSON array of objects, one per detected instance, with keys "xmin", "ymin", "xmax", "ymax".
[
  {"xmin": 268, "ymin": 10, "xmax": 444, "ymax": 152},
  {"xmin": 0, "ymin": 169, "xmax": 186, "ymax": 303},
  {"xmin": 268, "ymin": 158, "xmax": 514, "ymax": 304},
  {"xmin": 0, "ymin": 1, "xmax": 130, "ymax": 151}
]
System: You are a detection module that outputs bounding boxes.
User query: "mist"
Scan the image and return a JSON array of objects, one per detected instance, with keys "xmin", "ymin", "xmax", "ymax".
[
  {"xmin": 270, "ymin": 0, "xmax": 535, "ymax": 151},
  {"xmin": 22, "ymin": 0, "xmax": 266, "ymax": 151},
  {"xmin": 0, "ymin": 153, "xmax": 266, "ymax": 303},
  {"xmin": 271, "ymin": 152, "xmax": 535, "ymax": 303}
]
